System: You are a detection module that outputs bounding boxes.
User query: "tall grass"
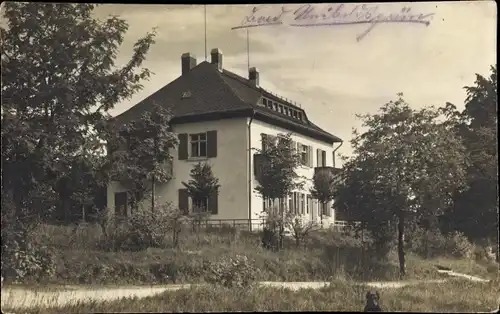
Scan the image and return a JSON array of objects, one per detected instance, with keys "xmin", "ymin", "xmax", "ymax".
[
  {"xmin": 8, "ymin": 222, "xmax": 496, "ymax": 287},
  {"xmin": 3, "ymin": 279, "xmax": 498, "ymax": 313}
]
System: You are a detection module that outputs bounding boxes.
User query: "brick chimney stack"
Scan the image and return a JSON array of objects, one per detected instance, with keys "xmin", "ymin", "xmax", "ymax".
[
  {"xmin": 249, "ymin": 67, "xmax": 259, "ymax": 87},
  {"xmin": 181, "ymin": 53, "xmax": 197, "ymax": 75},
  {"xmin": 210, "ymin": 48, "xmax": 223, "ymax": 72}
]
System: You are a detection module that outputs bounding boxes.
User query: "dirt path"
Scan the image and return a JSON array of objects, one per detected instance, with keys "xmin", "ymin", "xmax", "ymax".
[{"xmin": 1, "ymin": 272, "xmax": 491, "ymax": 311}]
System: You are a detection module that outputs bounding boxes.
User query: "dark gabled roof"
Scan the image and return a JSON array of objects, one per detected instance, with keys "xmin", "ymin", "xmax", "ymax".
[{"xmin": 114, "ymin": 61, "xmax": 342, "ymax": 144}]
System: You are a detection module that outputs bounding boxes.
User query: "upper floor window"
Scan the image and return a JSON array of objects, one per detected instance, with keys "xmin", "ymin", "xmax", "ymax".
[
  {"xmin": 300, "ymin": 144, "xmax": 309, "ymax": 165},
  {"xmin": 190, "ymin": 133, "xmax": 207, "ymax": 157},
  {"xmin": 178, "ymin": 131, "xmax": 217, "ymax": 160}
]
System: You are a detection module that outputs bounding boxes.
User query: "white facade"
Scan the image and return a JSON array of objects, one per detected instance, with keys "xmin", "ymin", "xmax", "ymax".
[{"xmin": 107, "ymin": 116, "xmax": 339, "ymax": 228}]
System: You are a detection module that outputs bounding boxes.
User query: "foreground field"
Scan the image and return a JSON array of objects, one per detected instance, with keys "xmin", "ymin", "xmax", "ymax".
[
  {"xmin": 2, "ymin": 279, "xmax": 498, "ymax": 313},
  {"xmin": 13, "ymin": 223, "xmax": 497, "ymax": 287}
]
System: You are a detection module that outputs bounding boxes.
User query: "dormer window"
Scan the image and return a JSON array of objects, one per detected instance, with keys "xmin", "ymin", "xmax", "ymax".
[
  {"xmin": 292, "ymin": 110, "xmax": 298, "ymax": 119},
  {"xmin": 298, "ymin": 112, "xmax": 303, "ymax": 120},
  {"xmin": 273, "ymin": 103, "xmax": 278, "ymax": 111},
  {"xmin": 284, "ymin": 107, "xmax": 289, "ymax": 116},
  {"xmin": 278, "ymin": 104, "xmax": 284, "ymax": 114},
  {"xmin": 263, "ymin": 98, "xmax": 267, "ymax": 106}
]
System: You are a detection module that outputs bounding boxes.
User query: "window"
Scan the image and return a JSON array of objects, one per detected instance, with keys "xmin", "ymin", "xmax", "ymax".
[
  {"xmin": 300, "ymin": 194, "xmax": 305, "ymax": 215},
  {"xmin": 300, "ymin": 144, "xmax": 308, "ymax": 165},
  {"xmin": 273, "ymin": 102, "xmax": 278, "ymax": 111},
  {"xmin": 278, "ymin": 104, "xmax": 284, "ymax": 114},
  {"xmin": 263, "ymin": 98, "xmax": 268, "ymax": 106},
  {"xmin": 190, "ymin": 133, "xmax": 207, "ymax": 157},
  {"xmin": 298, "ymin": 112, "xmax": 303, "ymax": 120},
  {"xmin": 114, "ymin": 192, "xmax": 127, "ymax": 217},
  {"xmin": 284, "ymin": 107, "xmax": 289, "ymax": 116},
  {"xmin": 306, "ymin": 195, "xmax": 312, "ymax": 214},
  {"xmin": 317, "ymin": 149, "xmax": 326, "ymax": 167},
  {"xmin": 292, "ymin": 111, "xmax": 298, "ymax": 119},
  {"xmin": 321, "ymin": 202, "xmax": 329, "ymax": 216},
  {"xmin": 192, "ymin": 197, "xmax": 209, "ymax": 212}
]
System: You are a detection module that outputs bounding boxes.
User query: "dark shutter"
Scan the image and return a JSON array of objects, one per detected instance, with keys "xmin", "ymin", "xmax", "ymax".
[
  {"xmin": 178, "ymin": 133, "xmax": 188, "ymax": 160},
  {"xmin": 208, "ymin": 193, "xmax": 218, "ymax": 214},
  {"xmin": 261, "ymin": 133, "xmax": 268, "ymax": 151},
  {"xmin": 178, "ymin": 189, "xmax": 189, "ymax": 214},
  {"xmin": 316, "ymin": 149, "xmax": 321, "ymax": 167},
  {"xmin": 322, "ymin": 150, "xmax": 327, "ymax": 166},
  {"xmin": 254, "ymin": 153, "xmax": 264, "ymax": 180},
  {"xmin": 207, "ymin": 130, "xmax": 217, "ymax": 158}
]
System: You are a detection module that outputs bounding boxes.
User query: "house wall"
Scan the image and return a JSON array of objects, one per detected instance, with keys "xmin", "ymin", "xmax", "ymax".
[
  {"xmin": 249, "ymin": 119, "xmax": 338, "ymax": 228},
  {"xmin": 107, "ymin": 117, "xmax": 250, "ymax": 221}
]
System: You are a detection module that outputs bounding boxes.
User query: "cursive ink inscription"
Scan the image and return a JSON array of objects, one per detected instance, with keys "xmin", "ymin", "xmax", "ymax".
[
  {"xmin": 231, "ymin": 4, "xmax": 435, "ymax": 41},
  {"xmin": 233, "ymin": 6, "xmax": 292, "ymax": 30}
]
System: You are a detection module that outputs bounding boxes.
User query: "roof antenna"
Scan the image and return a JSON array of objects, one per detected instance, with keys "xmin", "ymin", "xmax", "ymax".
[
  {"xmin": 246, "ymin": 28, "xmax": 250, "ymax": 71},
  {"xmin": 204, "ymin": 5, "xmax": 207, "ymax": 61}
]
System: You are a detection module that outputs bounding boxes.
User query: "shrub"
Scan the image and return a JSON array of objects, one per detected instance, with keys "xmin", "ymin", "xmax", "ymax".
[
  {"xmin": 2, "ymin": 227, "xmax": 56, "ymax": 283},
  {"xmin": 204, "ymin": 254, "xmax": 259, "ymax": 288},
  {"xmin": 409, "ymin": 227, "xmax": 447, "ymax": 258},
  {"xmin": 445, "ymin": 231, "xmax": 474, "ymax": 259}
]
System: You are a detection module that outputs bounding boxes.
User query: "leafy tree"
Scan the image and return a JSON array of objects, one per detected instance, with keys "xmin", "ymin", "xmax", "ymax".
[
  {"xmin": 441, "ymin": 66, "xmax": 498, "ymax": 243},
  {"xmin": 1, "ymin": 2, "xmax": 157, "ymax": 223},
  {"xmin": 254, "ymin": 133, "xmax": 303, "ymax": 248},
  {"xmin": 182, "ymin": 162, "xmax": 221, "ymax": 213},
  {"xmin": 283, "ymin": 211, "xmax": 320, "ymax": 247},
  {"xmin": 310, "ymin": 168, "xmax": 337, "ymax": 226},
  {"xmin": 108, "ymin": 103, "xmax": 178, "ymax": 213},
  {"xmin": 335, "ymin": 94, "xmax": 468, "ymax": 276}
]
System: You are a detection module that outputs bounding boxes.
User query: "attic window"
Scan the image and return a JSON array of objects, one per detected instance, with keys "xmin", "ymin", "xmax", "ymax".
[
  {"xmin": 262, "ymin": 98, "xmax": 267, "ymax": 106},
  {"xmin": 292, "ymin": 111, "xmax": 298, "ymax": 119},
  {"xmin": 181, "ymin": 91, "xmax": 192, "ymax": 99},
  {"xmin": 298, "ymin": 112, "xmax": 303, "ymax": 120},
  {"xmin": 284, "ymin": 107, "xmax": 289, "ymax": 115},
  {"xmin": 278, "ymin": 104, "xmax": 284, "ymax": 114}
]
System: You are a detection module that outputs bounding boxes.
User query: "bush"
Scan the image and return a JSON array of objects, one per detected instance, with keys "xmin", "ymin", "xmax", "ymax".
[
  {"xmin": 445, "ymin": 231, "xmax": 474, "ymax": 258},
  {"xmin": 204, "ymin": 254, "xmax": 259, "ymax": 288},
  {"xmin": 1, "ymin": 225, "xmax": 56, "ymax": 283},
  {"xmin": 409, "ymin": 228, "xmax": 474, "ymax": 259},
  {"xmin": 409, "ymin": 228, "xmax": 447, "ymax": 258}
]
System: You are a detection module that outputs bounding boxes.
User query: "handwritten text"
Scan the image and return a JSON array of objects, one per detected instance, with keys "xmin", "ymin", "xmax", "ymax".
[{"xmin": 232, "ymin": 4, "xmax": 435, "ymax": 41}]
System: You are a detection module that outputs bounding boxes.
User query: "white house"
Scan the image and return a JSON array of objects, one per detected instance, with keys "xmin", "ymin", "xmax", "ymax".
[{"xmin": 107, "ymin": 48, "xmax": 343, "ymax": 229}]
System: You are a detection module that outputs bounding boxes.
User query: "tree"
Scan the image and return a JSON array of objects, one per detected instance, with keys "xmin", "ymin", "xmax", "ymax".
[
  {"xmin": 182, "ymin": 162, "xmax": 221, "ymax": 214},
  {"xmin": 254, "ymin": 133, "xmax": 303, "ymax": 249},
  {"xmin": 1, "ymin": 3, "xmax": 157, "ymax": 223},
  {"xmin": 108, "ymin": 103, "xmax": 178, "ymax": 213},
  {"xmin": 283, "ymin": 211, "xmax": 320, "ymax": 248},
  {"xmin": 334, "ymin": 94, "xmax": 468, "ymax": 276},
  {"xmin": 442, "ymin": 66, "xmax": 498, "ymax": 243},
  {"xmin": 310, "ymin": 168, "xmax": 337, "ymax": 226}
]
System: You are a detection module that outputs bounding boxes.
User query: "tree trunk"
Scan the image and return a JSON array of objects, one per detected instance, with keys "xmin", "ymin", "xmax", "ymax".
[
  {"xmin": 398, "ymin": 211, "xmax": 406, "ymax": 277},
  {"xmin": 151, "ymin": 175, "xmax": 155, "ymax": 216},
  {"xmin": 279, "ymin": 198, "xmax": 284, "ymax": 250}
]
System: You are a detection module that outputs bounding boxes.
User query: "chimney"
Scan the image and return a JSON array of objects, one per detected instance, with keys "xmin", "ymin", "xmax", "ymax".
[
  {"xmin": 181, "ymin": 53, "xmax": 197, "ymax": 75},
  {"xmin": 210, "ymin": 48, "xmax": 223, "ymax": 72},
  {"xmin": 249, "ymin": 67, "xmax": 259, "ymax": 87}
]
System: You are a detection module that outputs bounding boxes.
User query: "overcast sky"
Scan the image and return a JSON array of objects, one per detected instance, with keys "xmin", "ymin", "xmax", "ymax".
[{"xmin": 96, "ymin": 2, "xmax": 496, "ymax": 159}]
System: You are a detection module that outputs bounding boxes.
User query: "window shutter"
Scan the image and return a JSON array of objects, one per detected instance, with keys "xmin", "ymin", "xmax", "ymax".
[
  {"xmin": 207, "ymin": 130, "xmax": 217, "ymax": 158},
  {"xmin": 178, "ymin": 189, "xmax": 189, "ymax": 214},
  {"xmin": 308, "ymin": 146, "xmax": 313, "ymax": 167},
  {"xmin": 296, "ymin": 142, "xmax": 301, "ymax": 160},
  {"xmin": 178, "ymin": 133, "xmax": 188, "ymax": 160},
  {"xmin": 316, "ymin": 149, "xmax": 321, "ymax": 167},
  {"xmin": 322, "ymin": 150, "xmax": 327, "ymax": 166},
  {"xmin": 254, "ymin": 153, "xmax": 264, "ymax": 180},
  {"xmin": 261, "ymin": 134, "xmax": 268, "ymax": 151},
  {"xmin": 208, "ymin": 193, "xmax": 218, "ymax": 214}
]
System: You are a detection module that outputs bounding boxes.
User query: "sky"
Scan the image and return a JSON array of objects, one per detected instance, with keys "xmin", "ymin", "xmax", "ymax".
[{"xmin": 95, "ymin": 2, "xmax": 496, "ymax": 160}]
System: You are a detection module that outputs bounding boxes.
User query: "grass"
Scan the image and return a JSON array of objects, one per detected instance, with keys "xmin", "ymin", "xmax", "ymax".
[
  {"xmin": 4, "ymin": 222, "xmax": 494, "ymax": 287},
  {"xmin": 2, "ymin": 279, "xmax": 498, "ymax": 313}
]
